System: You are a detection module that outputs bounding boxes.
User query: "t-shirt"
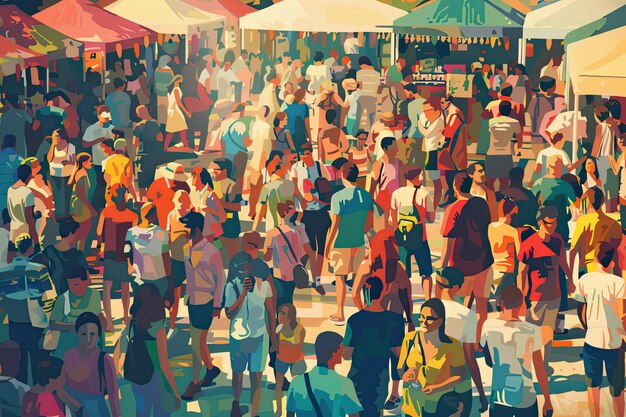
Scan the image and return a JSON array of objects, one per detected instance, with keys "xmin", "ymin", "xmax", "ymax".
[
  {"xmin": 418, "ymin": 113, "xmax": 445, "ymax": 152},
  {"xmin": 346, "ymin": 90, "xmax": 362, "ymax": 119},
  {"xmin": 259, "ymin": 178, "xmax": 296, "ymax": 230},
  {"xmin": 441, "ymin": 299, "xmax": 477, "ymax": 344},
  {"xmin": 126, "ymin": 225, "xmax": 169, "ymax": 281},
  {"xmin": 290, "ymin": 160, "xmax": 330, "ymax": 211},
  {"xmin": 7, "ymin": 184, "xmax": 34, "ymax": 242},
  {"xmin": 576, "ymin": 271, "xmax": 626, "ymax": 350},
  {"xmin": 101, "ymin": 206, "xmax": 138, "ymax": 261},
  {"xmin": 104, "ymin": 91, "xmax": 132, "ymax": 128},
  {"xmin": 21, "ymin": 391, "xmax": 65, "ymax": 417},
  {"xmin": 357, "ymin": 68, "xmax": 380, "ymax": 97},
  {"xmin": 220, "ymin": 117, "xmax": 248, "ymax": 158},
  {"xmin": 224, "ymin": 277, "xmax": 272, "ymax": 339},
  {"xmin": 391, "ymin": 186, "xmax": 431, "ymax": 241},
  {"xmin": 571, "ymin": 212, "xmax": 622, "ymax": 273},
  {"xmin": 216, "ymin": 68, "xmax": 240, "ymax": 101},
  {"xmin": 518, "ymin": 232, "xmax": 564, "ymax": 302},
  {"xmin": 83, "ymin": 123, "xmax": 115, "ymax": 166},
  {"xmin": 249, "ymin": 119, "xmax": 272, "ymax": 170},
  {"xmin": 330, "ymin": 186, "xmax": 373, "ymax": 248},
  {"xmin": 265, "ymin": 224, "xmax": 309, "ymax": 282},
  {"xmin": 287, "ymin": 366, "xmax": 363, "ymax": 417},
  {"xmin": 35, "ymin": 105, "xmax": 66, "ymax": 137},
  {"xmin": 305, "ymin": 64, "xmax": 331, "ymax": 93},
  {"xmin": 103, "ymin": 153, "xmax": 132, "ymax": 188},
  {"xmin": 536, "ymin": 147, "xmax": 571, "ymax": 177},
  {"xmin": 285, "ymin": 103, "xmax": 309, "ymax": 150},
  {"xmin": 531, "ymin": 178, "xmax": 575, "ymax": 208},
  {"xmin": 488, "ymin": 116, "xmax": 521, "ymax": 155},
  {"xmin": 134, "ymin": 120, "xmax": 163, "ymax": 156},
  {"xmin": 488, "ymin": 222, "xmax": 520, "ymax": 274},
  {"xmin": 441, "ymin": 197, "xmax": 494, "ymax": 276},
  {"xmin": 481, "ymin": 318, "xmax": 543, "ymax": 409}
]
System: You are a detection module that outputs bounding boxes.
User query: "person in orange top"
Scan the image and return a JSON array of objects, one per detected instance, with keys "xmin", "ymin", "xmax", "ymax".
[
  {"xmin": 275, "ymin": 303, "xmax": 306, "ymax": 417},
  {"xmin": 146, "ymin": 162, "xmax": 190, "ymax": 228},
  {"xmin": 103, "ymin": 138, "xmax": 136, "ymax": 201},
  {"xmin": 96, "ymin": 184, "xmax": 138, "ymax": 332}
]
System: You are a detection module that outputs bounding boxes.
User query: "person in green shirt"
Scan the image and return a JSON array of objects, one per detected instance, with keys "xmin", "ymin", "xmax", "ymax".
[
  {"xmin": 48, "ymin": 266, "xmax": 103, "ymax": 359},
  {"xmin": 325, "ymin": 162, "xmax": 374, "ymax": 323}
]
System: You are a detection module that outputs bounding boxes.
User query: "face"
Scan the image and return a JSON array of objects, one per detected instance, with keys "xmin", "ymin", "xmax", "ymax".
[
  {"xmin": 67, "ymin": 277, "xmax": 89, "ymax": 297},
  {"xmin": 386, "ymin": 141, "xmax": 398, "ymax": 158},
  {"xmin": 97, "ymin": 113, "xmax": 110, "ymax": 124},
  {"xmin": 539, "ymin": 216, "xmax": 558, "ymax": 235},
  {"xmin": 209, "ymin": 163, "xmax": 224, "ymax": 178},
  {"xmin": 301, "ymin": 148, "xmax": 313, "ymax": 162},
  {"xmin": 84, "ymin": 159, "xmax": 93, "ymax": 170},
  {"xmin": 619, "ymin": 136, "xmax": 626, "ymax": 148},
  {"xmin": 418, "ymin": 306, "xmax": 442, "ymax": 333},
  {"xmin": 280, "ymin": 117, "xmax": 288, "ymax": 128},
  {"xmin": 77, "ymin": 322, "xmax": 99, "ymax": 350},
  {"xmin": 423, "ymin": 103, "xmax": 440, "ymax": 119},
  {"xmin": 585, "ymin": 158, "xmax": 596, "ymax": 173},
  {"xmin": 471, "ymin": 165, "xmax": 486, "ymax": 183},
  {"xmin": 277, "ymin": 307, "xmax": 289, "ymax": 325}
]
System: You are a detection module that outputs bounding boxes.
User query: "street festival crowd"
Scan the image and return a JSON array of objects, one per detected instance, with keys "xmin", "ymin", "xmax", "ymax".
[{"xmin": 0, "ymin": 41, "xmax": 626, "ymax": 417}]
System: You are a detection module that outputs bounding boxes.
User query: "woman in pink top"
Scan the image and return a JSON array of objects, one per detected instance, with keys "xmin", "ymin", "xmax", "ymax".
[
  {"xmin": 21, "ymin": 357, "xmax": 70, "ymax": 417},
  {"xmin": 63, "ymin": 312, "xmax": 120, "ymax": 417}
]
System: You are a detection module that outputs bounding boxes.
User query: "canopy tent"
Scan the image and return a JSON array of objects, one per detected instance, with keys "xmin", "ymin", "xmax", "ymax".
[
  {"xmin": 392, "ymin": 0, "xmax": 525, "ymax": 37},
  {"xmin": 33, "ymin": 0, "xmax": 155, "ymax": 53},
  {"xmin": 239, "ymin": 0, "xmax": 407, "ymax": 33},
  {"xmin": 568, "ymin": 26, "xmax": 626, "ymax": 97},
  {"xmin": 564, "ymin": 3, "xmax": 626, "ymax": 45},
  {"xmin": 0, "ymin": 5, "xmax": 82, "ymax": 61},
  {"xmin": 105, "ymin": 0, "xmax": 226, "ymax": 36},
  {"xmin": 183, "ymin": 0, "xmax": 256, "ymax": 25},
  {"xmin": 523, "ymin": 0, "xmax": 626, "ymax": 40},
  {"xmin": 0, "ymin": 34, "xmax": 48, "ymax": 78}
]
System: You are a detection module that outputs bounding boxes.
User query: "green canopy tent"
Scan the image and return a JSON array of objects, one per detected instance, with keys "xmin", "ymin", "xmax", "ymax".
[{"xmin": 564, "ymin": 3, "xmax": 626, "ymax": 45}]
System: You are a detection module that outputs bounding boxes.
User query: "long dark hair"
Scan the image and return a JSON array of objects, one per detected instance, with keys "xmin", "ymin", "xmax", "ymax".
[
  {"xmin": 421, "ymin": 298, "xmax": 452, "ymax": 344},
  {"xmin": 130, "ymin": 283, "xmax": 166, "ymax": 330},
  {"xmin": 578, "ymin": 156, "xmax": 600, "ymax": 186},
  {"xmin": 68, "ymin": 152, "xmax": 91, "ymax": 187}
]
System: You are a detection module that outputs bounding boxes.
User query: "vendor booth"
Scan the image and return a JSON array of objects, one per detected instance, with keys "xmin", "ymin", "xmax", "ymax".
[
  {"xmin": 0, "ymin": 5, "xmax": 83, "ymax": 94},
  {"xmin": 105, "ymin": 0, "xmax": 226, "ymax": 63},
  {"xmin": 183, "ymin": 0, "xmax": 256, "ymax": 53},
  {"xmin": 239, "ymin": 0, "xmax": 407, "ymax": 67},
  {"xmin": 34, "ymin": 0, "xmax": 155, "ymax": 89},
  {"xmin": 0, "ymin": 35, "xmax": 48, "ymax": 97}
]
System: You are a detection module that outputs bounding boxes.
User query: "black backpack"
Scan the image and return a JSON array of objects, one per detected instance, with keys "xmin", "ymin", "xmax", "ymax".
[
  {"xmin": 313, "ymin": 161, "xmax": 333, "ymax": 205},
  {"xmin": 124, "ymin": 321, "xmax": 154, "ymax": 385}
]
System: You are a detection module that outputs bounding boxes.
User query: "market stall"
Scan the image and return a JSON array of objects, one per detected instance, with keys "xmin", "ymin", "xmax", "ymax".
[
  {"xmin": 183, "ymin": 0, "xmax": 256, "ymax": 53},
  {"xmin": 0, "ymin": 35, "xmax": 48, "ymax": 97},
  {"xmin": 34, "ymin": 0, "xmax": 155, "ymax": 86},
  {"xmin": 239, "ymin": 0, "xmax": 407, "ymax": 66},
  {"xmin": 105, "ymin": 0, "xmax": 226, "ymax": 63},
  {"xmin": 0, "ymin": 5, "xmax": 83, "ymax": 93}
]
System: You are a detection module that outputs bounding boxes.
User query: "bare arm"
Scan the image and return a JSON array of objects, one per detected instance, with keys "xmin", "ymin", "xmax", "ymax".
[
  {"xmin": 591, "ymin": 124, "xmax": 602, "ymax": 157},
  {"xmin": 156, "ymin": 327, "xmax": 180, "ymax": 398},
  {"xmin": 252, "ymin": 203, "xmax": 267, "ymax": 232},
  {"xmin": 463, "ymin": 342, "xmax": 487, "ymax": 405},
  {"xmin": 324, "ymin": 213, "xmax": 339, "ymax": 260}
]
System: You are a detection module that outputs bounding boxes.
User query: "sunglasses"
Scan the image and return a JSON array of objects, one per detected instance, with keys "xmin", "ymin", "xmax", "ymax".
[{"xmin": 419, "ymin": 315, "xmax": 441, "ymax": 324}]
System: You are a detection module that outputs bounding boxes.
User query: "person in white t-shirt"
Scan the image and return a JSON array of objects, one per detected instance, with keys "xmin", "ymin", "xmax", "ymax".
[
  {"xmin": 436, "ymin": 267, "xmax": 487, "ymax": 414},
  {"xmin": 419, "ymin": 97, "xmax": 446, "ymax": 208},
  {"xmin": 576, "ymin": 242, "xmax": 626, "ymax": 417},
  {"xmin": 481, "ymin": 286, "xmax": 553, "ymax": 417},
  {"xmin": 7, "ymin": 164, "xmax": 37, "ymax": 247},
  {"xmin": 305, "ymin": 52, "xmax": 331, "ymax": 95},
  {"xmin": 535, "ymin": 132, "xmax": 585, "ymax": 178}
]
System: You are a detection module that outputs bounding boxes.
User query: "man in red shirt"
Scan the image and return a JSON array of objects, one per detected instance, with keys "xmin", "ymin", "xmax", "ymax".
[
  {"xmin": 146, "ymin": 162, "xmax": 190, "ymax": 228},
  {"xmin": 518, "ymin": 205, "xmax": 573, "ymax": 374}
]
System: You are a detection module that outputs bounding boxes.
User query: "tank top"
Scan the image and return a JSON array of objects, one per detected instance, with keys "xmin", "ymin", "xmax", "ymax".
[
  {"xmin": 277, "ymin": 324, "xmax": 305, "ymax": 363},
  {"xmin": 378, "ymin": 159, "xmax": 400, "ymax": 193},
  {"xmin": 351, "ymin": 147, "xmax": 369, "ymax": 177},
  {"xmin": 598, "ymin": 122, "xmax": 615, "ymax": 157},
  {"xmin": 50, "ymin": 143, "xmax": 74, "ymax": 177}
]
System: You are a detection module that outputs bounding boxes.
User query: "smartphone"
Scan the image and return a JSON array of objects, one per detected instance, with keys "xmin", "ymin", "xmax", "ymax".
[
  {"xmin": 241, "ymin": 200, "xmax": 249, "ymax": 207},
  {"xmin": 244, "ymin": 277, "xmax": 254, "ymax": 293}
]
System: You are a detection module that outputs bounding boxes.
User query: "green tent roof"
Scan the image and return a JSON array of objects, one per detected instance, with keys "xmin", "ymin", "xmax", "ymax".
[
  {"xmin": 393, "ymin": 0, "xmax": 525, "ymax": 37},
  {"xmin": 564, "ymin": 4, "xmax": 626, "ymax": 45}
]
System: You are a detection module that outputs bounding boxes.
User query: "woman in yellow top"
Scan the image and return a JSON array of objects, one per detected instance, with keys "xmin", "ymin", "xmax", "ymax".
[
  {"xmin": 274, "ymin": 303, "xmax": 307, "ymax": 417},
  {"xmin": 398, "ymin": 298, "xmax": 471, "ymax": 417}
]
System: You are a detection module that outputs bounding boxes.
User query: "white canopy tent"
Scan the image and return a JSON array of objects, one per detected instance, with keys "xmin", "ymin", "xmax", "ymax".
[
  {"xmin": 106, "ymin": 0, "xmax": 225, "ymax": 60},
  {"xmin": 523, "ymin": 0, "xmax": 626, "ymax": 40},
  {"xmin": 568, "ymin": 26, "xmax": 626, "ymax": 97},
  {"xmin": 239, "ymin": 0, "xmax": 406, "ymax": 33}
]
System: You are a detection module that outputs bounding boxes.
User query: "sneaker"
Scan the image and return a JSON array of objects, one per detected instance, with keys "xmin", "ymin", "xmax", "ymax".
[
  {"xmin": 181, "ymin": 381, "xmax": 201, "ymax": 401},
  {"xmin": 383, "ymin": 396, "xmax": 402, "ymax": 411},
  {"xmin": 200, "ymin": 366, "xmax": 221, "ymax": 387},
  {"xmin": 312, "ymin": 278, "xmax": 326, "ymax": 295},
  {"xmin": 230, "ymin": 401, "xmax": 242, "ymax": 417}
]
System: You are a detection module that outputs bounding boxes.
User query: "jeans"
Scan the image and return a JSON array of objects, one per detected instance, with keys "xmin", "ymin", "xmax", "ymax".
[{"xmin": 132, "ymin": 375, "xmax": 171, "ymax": 417}]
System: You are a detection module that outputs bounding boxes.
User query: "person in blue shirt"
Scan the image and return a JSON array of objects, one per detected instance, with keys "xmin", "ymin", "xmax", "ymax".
[
  {"xmin": 287, "ymin": 331, "xmax": 362, "ymax": 417},
  {"xmin": 0, "ymin": 135, "xmax": 23, "ymax": 212}
]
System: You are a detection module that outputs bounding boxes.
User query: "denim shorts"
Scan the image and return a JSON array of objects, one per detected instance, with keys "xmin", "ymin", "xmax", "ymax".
[
  {"xmin": 275, "ymin": 359, "xmax": 306, "ymax": 376},
  {"xmin": 230, "ymin": 334, "xmax": 268, "ymax": 373},
  {"xmin": 583, "ymin": 342, "xmax": 625, "ymax": 396}
]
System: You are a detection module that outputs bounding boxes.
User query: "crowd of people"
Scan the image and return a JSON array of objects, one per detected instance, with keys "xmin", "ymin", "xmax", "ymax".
[{"xmin": 0, "ymin": 40, "xmax": 625, "ymax": 417}]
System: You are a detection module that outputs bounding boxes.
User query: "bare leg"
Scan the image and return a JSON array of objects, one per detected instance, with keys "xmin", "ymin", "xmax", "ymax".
[
  {"xmin": 169, "ymin": 286, "xmax": 181, "ymax": 330},
  {"xmin": 390, "ymin": 379, "xmax": 400, "ymax": 399},
  {"xmin": 164, "ymin": 132, "xmax": 173, "ymax": 149},
  {"xmin": 333, "ymin": 275, "xmax": 347, "ymax": 321},
  {"xmin": 102, "ymin": 280, "xmax": 114, "ymax": 332},
  {"xmin": 232, "ymin": 372, "xmax": 243, "ymax": 407},
  {"xmin": 121, "ymin": 282, "xmax": 131, "ymax": 325},
  {"xmin": 250, "ymin": 372, "xmax": 263, "ymax": 417},
  {"xmin": 433, "ymin": 178, "xmax": 444, "ymax": 209},
  {"xmin": 422, "ymin": 275, "xmax": 432, "ymax": 301},
  {"xmin": 613, "ymin": 391, "xmax": 624, "ymax": 417},
  {"xmin": 588, "ymin": 387, "xmax": 600, "ymax": 417},
  {"xmin": 275, "ymin": 372, "xmax": 285, "ymax": 417},
  {"xmin": 180, "ymin": 130, "xmax": 189, "ymax": 148},
  {"xmin": 199, "ymin": 329, "xmax": 215, "ymax": 370}
]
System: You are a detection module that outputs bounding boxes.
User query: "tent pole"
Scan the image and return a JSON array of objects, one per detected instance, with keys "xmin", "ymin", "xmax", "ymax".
[
  {"xmin": 155, "ymin": 42, "xmax": 158, "ymax": 61},
  {"xmin": 22, "ymin": 69, "xmax": 26, "ymax": 96},
  {"xmin": 391, "ymin": 33, "xmax": 398, "ymax": 65},
  {"xmin": 519, "ymin": 38, "xmax": 527, "ymax": 66},
  {"xmin": 572, "ymin": 94, "xmax": 579, "ymax": 163},
  {"xmin": 185, "ymin": 34, "xmax": 189, "ymax": 63},
  {"xmin": 46, "ymin": 68, "xmax": 50, "ymax": 93},
  {"xmin": 241, "ymin": 28, "xmax": 245, "ymax": 51}
]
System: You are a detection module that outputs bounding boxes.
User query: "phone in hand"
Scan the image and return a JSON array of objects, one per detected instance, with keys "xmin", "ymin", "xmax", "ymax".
[{"xmin": 244, "ymin": 276, "xmax": 254, "ymax": 293}]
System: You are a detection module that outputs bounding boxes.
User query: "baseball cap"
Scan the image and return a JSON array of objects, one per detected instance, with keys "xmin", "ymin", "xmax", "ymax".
[{"xmin": 436, "ymin": 267, "xmax": 465, "ymax": 289}]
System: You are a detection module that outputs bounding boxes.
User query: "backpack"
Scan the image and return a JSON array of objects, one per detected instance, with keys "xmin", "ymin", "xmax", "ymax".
[
  {"xmin": 394, "ymin": 188, "xmax": 424, "ymax": 251},
  {"xmin": 123, "ymin": 321, "xmax": 154, "ymax": 385},
  {"xmin": 313, "ymin": 161, "xmax": 333, "ymax": 205},
  {"xmin": 98, "ymin": 350, "xmax": 108, "ymax": 395}
]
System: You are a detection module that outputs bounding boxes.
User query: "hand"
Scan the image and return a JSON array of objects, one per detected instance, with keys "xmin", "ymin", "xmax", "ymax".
[
  {"xmin": 324, "ymin": 247, "xmax": 331, "ymax": 261},
  {"xmin": 542, "ymin": 399, "xmax": 553, "ymax": 417},
  {"xmin": 185, "ymin": 110, "xmax": 192, "ymax": 118},
  {"xmin": 212, "ymin": 308, "xmax": 221, "ymax": 318},
  {"xmin": 421, "ymin": 384, "xmax": 437, "ymax": 395},
  {"xmin": 402, "ymin": 368, "xmax": 417, "ymax": 383},
  {"xmin": 243, "ymin": 278, "xmax": 253, "ymax": 293}
]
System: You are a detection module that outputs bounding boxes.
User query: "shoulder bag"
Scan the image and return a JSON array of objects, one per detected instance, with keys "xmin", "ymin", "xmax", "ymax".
[
  {"xmin": 276, "ymin": 226, "xmax": 310, "ymax": 289},
  {"xmin": 304, "ymin": 372, "xmax": 324, "ymax": 417}
]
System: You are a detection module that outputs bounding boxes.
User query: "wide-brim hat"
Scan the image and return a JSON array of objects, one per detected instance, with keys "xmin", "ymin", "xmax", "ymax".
[{"xmin": 159, "ymin": 162, "xmax": 187, "ymax": 182}]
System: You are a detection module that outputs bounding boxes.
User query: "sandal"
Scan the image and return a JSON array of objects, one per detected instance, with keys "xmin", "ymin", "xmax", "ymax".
[{"xmin": 328, "ymin": 315, "xmax": 345, "ymax": 324}]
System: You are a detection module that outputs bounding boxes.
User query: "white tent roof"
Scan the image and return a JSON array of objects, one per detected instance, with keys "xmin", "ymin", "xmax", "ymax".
[
  {"xmin": 524, "ymin": 0, "xmax": 626, "ymax": 39},
  {"xmin": 106, "ymin": 0, "xmax": 225, "ymax": 35},
  {"xmin": 568, "ymin": 26, "xmax": 626, "ymax": 96},
  {"xmin": 239, "ymin": 0, "xmax": 406, "ymax": 33}
]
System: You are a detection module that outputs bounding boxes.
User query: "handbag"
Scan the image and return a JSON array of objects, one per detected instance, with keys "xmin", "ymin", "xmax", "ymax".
[
  {"xmin": 394, "ymin": 187, "xmax": 424, "ymax": 251},
  {"xmin": 275, "ymin": 226, "xmax": 310, "ymax": 289},
  {"xmin": 304, "ymin": 372, "xmax": 324, "ymax": 417},
  {"xmin": 123, "ymin": 321, "xmax": 154, "ymax": 385}
]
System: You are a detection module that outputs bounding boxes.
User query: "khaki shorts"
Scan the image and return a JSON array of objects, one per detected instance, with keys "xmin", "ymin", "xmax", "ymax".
[
  {"xmin": 329, "ymin": 246, "xmax": 367, "ymax": 276},
  {"xmin": 458, "ymin": 267, "xmax": 492, "ymax": 299},
  {"xmin": 526, "ymin": 298, "xmax": 560, "ymax": 331}
]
